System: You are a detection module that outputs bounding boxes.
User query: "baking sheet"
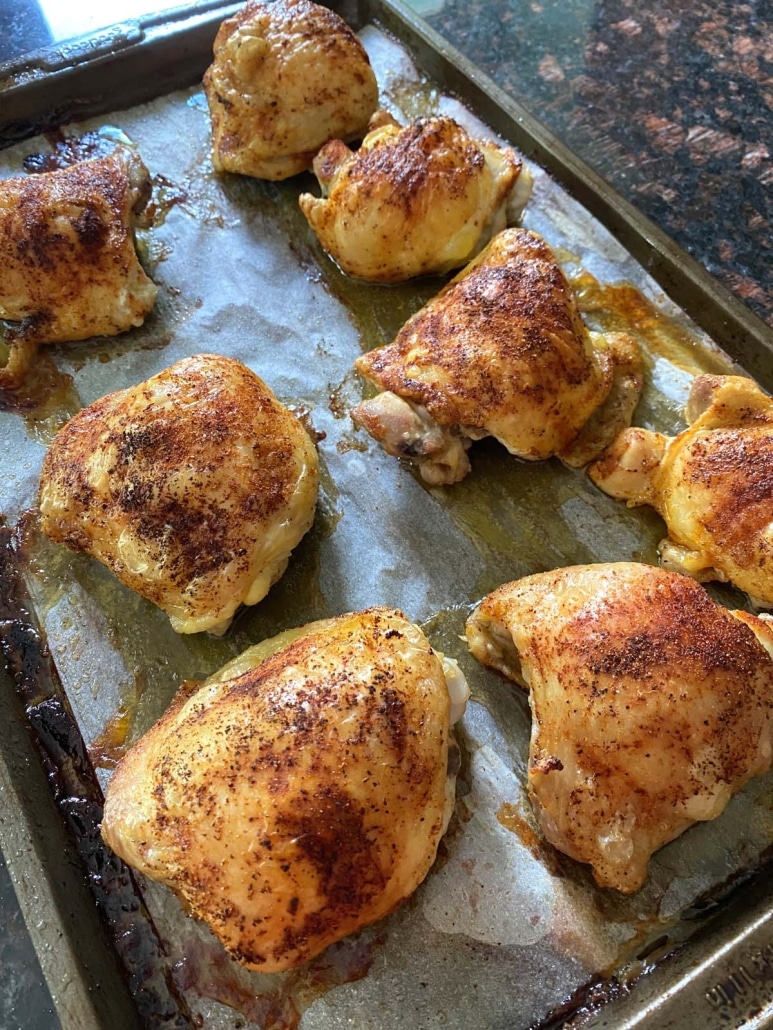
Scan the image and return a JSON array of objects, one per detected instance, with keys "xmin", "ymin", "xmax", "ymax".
[{"xmin": 2, "ymin": 10, "xmax": 773, "ymax": 1030}]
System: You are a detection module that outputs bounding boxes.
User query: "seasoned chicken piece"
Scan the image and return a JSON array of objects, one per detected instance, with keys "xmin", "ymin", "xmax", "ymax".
[
  {"xmin": 589, "ymin": 374, "xmax": 773, "ymax": 608},
  {"xmin": 38, "ymin": 354, "xmax": 318, "ymax": 634},
  {"xmin": 352, "ymin": 228, "xmax": 642, "ymax": 484},
  {"xmin": 203, "ymin": 0, "xmax": 378, "ymax": 180},
  {"xmin": 298, "ymin": 113, "xmax": 533, "ymax": 282},
  {"xmin": 466, "ymin": 562, "xmax": 773, "ymax": 893},
  {"xmin": 101, "ymin": 607, "xmax": 470, "ymax": 971},
  {"xmin": 0, "ymin": 148, "xmax": 157, "ymax": 345}
]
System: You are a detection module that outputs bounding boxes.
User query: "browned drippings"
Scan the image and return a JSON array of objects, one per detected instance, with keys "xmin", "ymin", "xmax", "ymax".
[
  {"xmin": 496, "ymin": 801, "xmax": 542, "ymax": 851},
  {"xmin": 0, "ymin": 339, "xmax": 37, "ymax": 392},
  {"xmin": 144, "ymin": 172, "xmax": 189, "ymax": 228},
  {"xmin": 497, "ymin": 801, "xmax": 570, "ymax": 881},
  {"xmin": 170, "ymin": 926, "xmax": 382, "ymax": 1029},
  {"xmin": 172, "ymin": 943, "xmax": 304, "ymax": 1029},
  {"xmin": 571, "ymin": 270, "xmax": 735, "ymax": 376},
  {"xmin": 290, "ymin": 403, "xmax": 326, "ymax": 444},
  {"xmin": 22, "ymin": 129, "xmax": 123, "ymax": 173},
  {"xmin": 0, "ymin": 346, "xmax": 81, "ymax": 441},
  {"xmin": 87, "ymin": 707, "xmax": 132, "ymax": 770},
  {"xmin": 336, "ymin": 435, "xmax": 368, "ymax": 454}
]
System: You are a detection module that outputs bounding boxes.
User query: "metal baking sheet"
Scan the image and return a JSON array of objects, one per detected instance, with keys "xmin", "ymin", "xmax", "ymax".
[{"xmin": 2, "ymin": 3, "xmax": 773, "ymax": 1029}]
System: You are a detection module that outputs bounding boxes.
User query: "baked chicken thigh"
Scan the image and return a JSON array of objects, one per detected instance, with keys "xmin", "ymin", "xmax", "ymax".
[
  {"xmin": 352, "ymin": 227, "xmax": 643, "ymax": 483},
  {"xmin": 38, "ymin": 353, "xmax": 318, "ymax": 634},
  {"xmin": 204, "ymin": 0, "xmax": 378, "ymax": 180},
  {"xmin": 466, "ymin": 562, "xmax": 773, "ymax": 893},
  {"xmin": 589, "ymin": 374, "xmax": 773, "ymax": 608},
  {"xmin": 101, "ymin": 607, "xmax": 469, "ymax": 971},
  {"xmin": 299, "ymin": 113, "xmax": 533, "ymax": 282},
  {"xmin": 0, "ymin": 147, "xmax": 157, "ymax": 345}
]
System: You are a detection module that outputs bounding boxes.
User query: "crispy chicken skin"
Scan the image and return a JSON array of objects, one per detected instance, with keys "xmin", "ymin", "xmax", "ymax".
[
  {"xmin": 466, "ymin": 562, "xmax": 773, "ymax": 893},
  {"xmin": 38, "ymin": 354, "xmax": 318, "ymax": 635},
  {"xmin": 101, "ymin": 607, "xmax": 469, "ymax": 971},
  {"xmin": 203, "ymin": 0, "xmax": 378, "ymax": 180},
  {"xmin": 0, "ymin": 148, "xmax": 157, "ymax": 345},
  {"xmin": 589, "ymin": 374, "xmax": 773, "ymax": 607},
  {"xmin": 298, "ymin": 113, "xmax": 533, "ymax": 282},
  {"xmin": 352, "ymin": 228, "xmax": 642, "ymax": 483}
]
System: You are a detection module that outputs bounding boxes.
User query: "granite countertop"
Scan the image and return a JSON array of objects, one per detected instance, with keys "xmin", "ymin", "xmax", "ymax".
[
  {"xmin": 0, "ymin": 1, "xmax": 771, "ymax": 1028},
  {"xmin": 418, "ymin": 0, "xmax": 772, "ymax": 329}
]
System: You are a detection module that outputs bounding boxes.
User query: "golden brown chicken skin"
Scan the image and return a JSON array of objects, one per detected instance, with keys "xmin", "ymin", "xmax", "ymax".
[
  {"xmin": 299, "ymin": 113, "xmax": 533, "ymax": 282},
  {"xmin": 352, "ymin": 228, "xmax": 642, "ymax": 484},
  {"xmin": 466, "ymin": 562, "xmax": 773, "ymax": 893},
  {"xmin": 101, "ymin": 607, "xmax": 469, "ymax": 971},
  {"xmin": 0, "ymin": 148, "xmax": 157, "ymax": 345},
  {"xmin": 589, "ymin": 374, "xmax": 773, "ymax": 608},
  {"xmin": 38, "ymin": 353, "xmax": 318, "ymax": 634},
  {"xmin": 204, "ymin": 0, "xmax": 378, "ymax": 180}
]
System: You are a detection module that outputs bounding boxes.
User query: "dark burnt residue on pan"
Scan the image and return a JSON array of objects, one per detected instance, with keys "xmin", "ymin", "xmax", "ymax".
[
  {"xmin": 22, "ymin": 129, "xmax": 122, "ymax": 173},
  {"xmin": 0, "ymin": 521, "xmax": 191, "ymax": 1028}
]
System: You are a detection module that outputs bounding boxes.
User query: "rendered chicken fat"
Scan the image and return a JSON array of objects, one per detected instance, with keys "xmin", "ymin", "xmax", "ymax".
[
  {"xmin": 466, "ymin": 562, "xmax": 773, "ymax": 893},
  {"xmin": 204, "ymin": 0, "xmax": 378, "ymax": 180},
  {"xmin": 38, "ymin": 353, "xmax": 318, "ymax": 634},
  {"xmin": 101, "ymin": 607, "xmax": 469, "ymax": 971},
  {"xmin": 0, "ymin": 147, "xmax": 157, "ymax": 345}
]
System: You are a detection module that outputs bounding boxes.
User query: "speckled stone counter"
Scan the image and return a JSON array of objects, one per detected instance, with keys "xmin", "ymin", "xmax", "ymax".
[{"xmin": 407, "ymin": 0, "xmax": 773, "ymax": 329}]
